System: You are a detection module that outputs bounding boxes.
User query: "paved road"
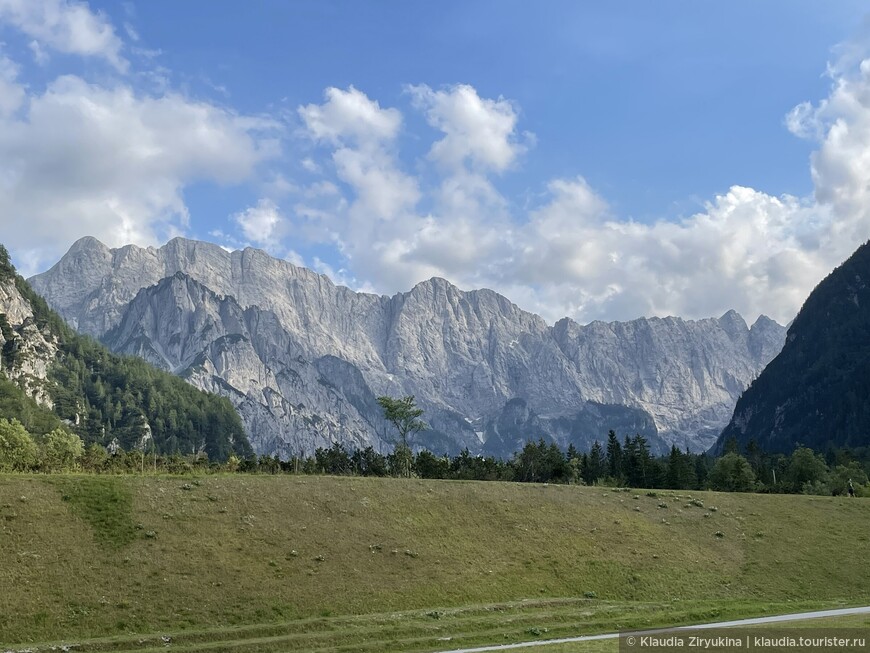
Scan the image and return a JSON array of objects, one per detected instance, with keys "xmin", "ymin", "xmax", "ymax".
[{"xmin": 435, "ymin": 605, "xmax": 870, "ymax": 653}]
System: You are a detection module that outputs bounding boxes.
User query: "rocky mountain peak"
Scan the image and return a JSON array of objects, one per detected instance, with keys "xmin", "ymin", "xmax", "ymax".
[
  {"xmin": 68, "ymin": 235, "xmax": 111, "ymax": 256},
  {"xmin": 717, "ymin": 309, "xmax": 749, "ymax": 340}
]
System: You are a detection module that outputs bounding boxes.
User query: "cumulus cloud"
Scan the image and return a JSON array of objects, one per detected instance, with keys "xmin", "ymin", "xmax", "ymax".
[
  {"xmin": 296, "ymin": 85, "xmax": 421, "ymax": 284},
  {"xmin": 0, "ymin": 52, "xmax": 24, "ymax": 116},
  {"xmin": 294, "ymin": 85, "xmax": 530, "ymax": 294},
  {"xmin": 0, "ymin": 0, "xmax": 127, "ymax": 71},
  {"xmin": 292, "ymin": 60, "xmax": 870, "ymax": 325},
  {"xmin": 299, "ymin": 86, "xmax": 401, "ymax": 147},
  {"xmin": 3, "ymin": 1, "xmax": 868, "ymax": 327},
  {"xmin": 232, "ymin": 199, "xmax": 285, "ymax": 249},
  {"xmin": 331, "ymin": 146, "xmax": 420, "ymax": 220},
  {"xmin": 506, "ymin": 181, "xmax": 829, "ymax": 323},
  {"xmin": 0, "ymin": 75, "xmax": 280, "ymax": 273},
  {"xmin": 408, "ymin": 83, "xmax": 528, "ymax": 173},
  {"xmin": 0, "ymin": 0, "xmax": 287, "ymax": 274},
  {"xmin": 299, "ymin": 87, "xmax": 418, "ymax": 224},
  {"xmin": 789, "ymin": 59, "xmax": 870, "ymax": 231}
]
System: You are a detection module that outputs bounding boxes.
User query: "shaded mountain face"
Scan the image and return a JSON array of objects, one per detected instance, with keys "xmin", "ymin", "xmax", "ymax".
[
  {"xmin": 102, "ymin": 272, "xmax": 391, "ymax": 458},
  {"xmin": 716, "ymin": 240, "xmax": 870, "ymax": 455},
  {"xmin": 31, "ymin": 237, "xmax": 786, "ymax": 457}
]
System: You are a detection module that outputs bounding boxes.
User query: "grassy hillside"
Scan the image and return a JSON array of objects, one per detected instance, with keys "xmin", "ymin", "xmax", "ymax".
[{"xmin": 2, "ymin": 474, "xmax": 869, "ymax": 651}]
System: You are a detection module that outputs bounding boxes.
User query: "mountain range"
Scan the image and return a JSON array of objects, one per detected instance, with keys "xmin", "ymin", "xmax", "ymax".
[{"xmin": 30, "ymin": 236, "xmax": 787, "ymax": 458}]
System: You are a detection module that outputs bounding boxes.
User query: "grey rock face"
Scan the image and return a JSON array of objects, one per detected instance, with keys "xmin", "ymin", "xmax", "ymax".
[
  {"xmin": 102, "ymin": 272, "xmax": 390, "ymax": 458},
  {"xmin": 31, "ymin": 237, "xmax": 787, "ymax": 455},
  {"xmin": 0, "ymin": 278, "xmax": 58, "ymax": 406},
  {"xmin": 551, "ymin": 310, "xmax": 786, "ymax": 449}
]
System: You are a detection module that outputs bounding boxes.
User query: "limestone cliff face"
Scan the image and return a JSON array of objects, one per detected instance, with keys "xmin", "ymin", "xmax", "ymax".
[
  {"xmin": 101, "ymin": 272, "xmax": 389, "ymax": 458},
  {"xmin": 0, "ymin": 277, "xmax": 58, "ymax": 406},
  {"xmin": 31, "ymin": 237, "xmax": 787, "ymax": 456},
  {"xmin": 551, "ymin": 311, "xmax": 786, "ymax": 447}
]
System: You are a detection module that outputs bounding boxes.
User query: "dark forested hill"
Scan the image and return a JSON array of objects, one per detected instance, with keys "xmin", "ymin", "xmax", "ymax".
[
  {"xmin": 0, "ymin": 244, "xmax": 251, "ymax": 461},
  {"xmin": 716, "ymin": 240, "xmax": 870, "ymax": 454}
]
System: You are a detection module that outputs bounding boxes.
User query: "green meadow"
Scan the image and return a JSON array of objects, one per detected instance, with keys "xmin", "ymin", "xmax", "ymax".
[{"xmin": 2, "ymin": 474, "xmax": 868, "ymax": 652}]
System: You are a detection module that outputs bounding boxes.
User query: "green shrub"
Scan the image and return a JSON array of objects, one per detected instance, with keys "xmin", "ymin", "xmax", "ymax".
[
  {"xmin": 0, "ymin": 418, "xmax": 38, "ymax": 471},
  {"xmin": 39, "ymin": 428, "xmax": 84, "ymax": 472}
]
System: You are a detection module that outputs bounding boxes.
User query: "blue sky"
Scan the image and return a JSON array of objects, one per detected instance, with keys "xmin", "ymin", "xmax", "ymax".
[{"xmin": 0, "ymin": 1, "xmax": 869, "ymax": 324}]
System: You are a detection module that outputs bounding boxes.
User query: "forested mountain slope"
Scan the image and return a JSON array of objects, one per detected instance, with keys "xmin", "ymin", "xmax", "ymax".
[
  {"xmin": 0, "ymin": 245, "xmax": 251, "ymax": 460},
  {"xmin": 717, "ymin": 240, "xmax": 870, "ymax": 454}
]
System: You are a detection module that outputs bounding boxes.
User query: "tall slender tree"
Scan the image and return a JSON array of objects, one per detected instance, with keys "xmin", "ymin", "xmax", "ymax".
[
  {"xmin": 377, "ymin": 395, "xmax": 427, "ymax": 478},
  {"xmin": 606, "ymin": 430, "xmax": 623, "ymax": 481}
]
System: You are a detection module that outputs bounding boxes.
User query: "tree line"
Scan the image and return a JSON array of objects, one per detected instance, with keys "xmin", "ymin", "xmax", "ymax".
[{"xmin": 3, "ymin": 418, "xmax": 866, "ymax": 498}]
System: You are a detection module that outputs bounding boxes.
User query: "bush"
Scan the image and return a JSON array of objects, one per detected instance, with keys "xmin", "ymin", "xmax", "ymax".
[
  {"xmin": 39, "ymin": 428, "xmax": 84, "ymax": 472},
  {"xmin": 708, "ymin": 453, "xmax": 756, "ymax": 492},
  {"xmin": 0, "ymin": 418, "xmax": 38, "ymax": 471}
]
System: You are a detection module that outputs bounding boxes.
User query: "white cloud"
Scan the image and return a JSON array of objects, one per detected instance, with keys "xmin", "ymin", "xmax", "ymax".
[
  {"xmin": 790, "ymin": 59, "xmax": 870, "ymax": 231},
  {"xmin": 301, "ymin": 157, "xmax": 321, "ymax": 173},
  {"xmin": 28, "ymin": 39, "xmax": 48, "ymax": 65},
  {"xmin": 299, "ymin": 85, "xmax": 401, "ymax": 147},
  {"xmin": 506, "ymin": 180, "xmax": 829, "ymax": 323},
  {"xmin": 332, "ymin": 146, "xmax": 420, "ymax": 220},
  {"xmin": 0, "ymin": 0, "xmax": 127, "ymax": 71},
  {"xmin": 284, "ymin": 249, "xmax": 305, "ymax": 267},
  {"xmin": 304, "ymin": 180, "xmax": 339, "ymax": 198},
  {"xmin": 296, "ymin": 85, "xmax": 421, "ymax": 279},
  {"xmin": 0, "ymin": 52, "xmax": 24, "ymax": 116},
  {"xmin": 408, "ymin": 83, "xmax": 528, "ymax": 173},
  {"xmin": 232, "ymin": 199, "xmax": 285, "ymax": 248},
  {"xmin": 4, "ymin": 15, "xmax": 868, "ymax": 330},
  {"xmin": 0, "ymin": 74, "xmax": 281, "ymax": 274},
  {"xmin": 292, "ymin": 65, "xmax": 870, "ymax": 326}
]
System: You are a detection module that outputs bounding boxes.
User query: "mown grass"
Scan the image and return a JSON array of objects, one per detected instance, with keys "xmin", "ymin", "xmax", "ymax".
[
  {"xmin": 1, "ymin": 474, "xmax": 869, "ymax": 651},
  {"xmin": 50, "ymin": 476, "xmax": 139, "ymax": 547}
]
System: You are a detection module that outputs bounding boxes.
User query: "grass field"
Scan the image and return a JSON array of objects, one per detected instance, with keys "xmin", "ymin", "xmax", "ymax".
[{"xmin": 1, "ymin": 474, "xmax": 869, "ymax": 651}]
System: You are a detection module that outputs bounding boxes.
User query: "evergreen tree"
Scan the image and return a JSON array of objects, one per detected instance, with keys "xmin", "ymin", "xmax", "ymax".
[
  {"xmin": 666, "ymin": 446, "xmax": 697, "ymax": 489},
  {"xmin": 587, "ymin": 440, "xmax": 606, "ymax": 485},
  {"xmin": 605, "ymin": 430, "xmax": 623, "ymax": 481}
]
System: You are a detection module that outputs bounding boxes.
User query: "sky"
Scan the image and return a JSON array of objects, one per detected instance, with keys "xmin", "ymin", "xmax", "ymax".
[{"xmin": 0, "ymin": 1, "xmax": 869, "ymax": 326}]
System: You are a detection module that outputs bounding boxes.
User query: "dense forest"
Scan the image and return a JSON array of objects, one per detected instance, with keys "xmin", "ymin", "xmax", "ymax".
[
  {"xmin": 4, "ymin": 413, "xmax": 865, "ymax": 498},
  {"xmin": 236, "ymin": 433, "xmax": 870, "ymax": 496},
  {"xmin": 718, "ymin": 239, "xmax": 870, "ymax": 454},
  {"xmin": 0, "ymin": 244, "xmax": 252, "ymax": 461}
]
